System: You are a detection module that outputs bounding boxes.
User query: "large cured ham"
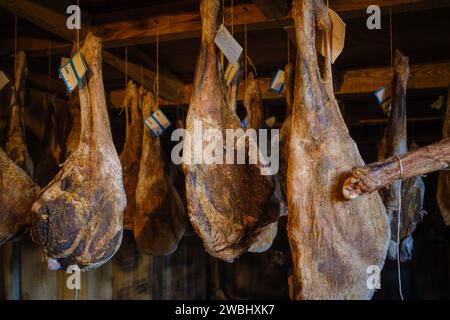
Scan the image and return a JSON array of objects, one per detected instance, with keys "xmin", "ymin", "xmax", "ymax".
[
  {"xmin": 182, "ymin": 0, "xmax": 274, "ymax": 262},
  {"xmin": 0, "ymin": 147, "xmax": 40, "ymax": 245},
  {"xmin": 6, "ymin": 51, "xmax": 34, "ymax": 177},
  {"xmin": 437, "ymin": 87, "xmax": 450, "ymax": 226},
  {"xmin": 31, "ymin": 33, "xmax": 126, "ymax": 271},
  {"xmin": 377, "ymin": 50, "xmax": 425, "ymax": 262},
  {"xmin": 119, "ymin": 80, "xmax": 142, "ymax": 230},
  {"xmin": 134, "ymin": 91, "xmax": 186, "ymax": 255},
  {"xmin": 287, "ymin": 0, "xmax": 389, "ymax": 299}
]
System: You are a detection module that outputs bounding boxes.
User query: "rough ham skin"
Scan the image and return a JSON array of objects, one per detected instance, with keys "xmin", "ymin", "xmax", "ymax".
[
  {"xmin": 134, "ymin": 91, "xmax": 186, "ymax": 255},
  {"xmin": 64, "ymin": 93, "xmax": 81, "ymax": 160},
  {"xmin": 35, "ymin": 93, "xmax": 63, "ymax": 188},
  {"xmin": 378, "ymin": 50, "xmax": 426, "ymax": 262},
  {"xmin": 287, "ymin": 0, "xmax": 389, "ymax": 299},
  {"xmin": 437, "ymin": 86, "xmax": 450, "ymax": 226},
  {"xmin": 31, "ymin": 32, "xmax": 127, "ymax": 271},
  {"xmin": 0, "ymin": 147, "xmax": 40, "ymax": 245},
  {"xmin": 183, "ymin": 0, "xmax": 274, "ymax": 262},
  {"xmin": 119, "ymin": 80, "xmax": 143, "ymax": 230},
  {"xmin": 245, "ymin": 73, "xmax": 281, "ymax": 254},
  {"xmin": 6, "ymin": 51, "xmax": 34, "ymax": 177},
  {"xmin": 279, "ymin": 62, "xmax": 294, "ymax": 199}
]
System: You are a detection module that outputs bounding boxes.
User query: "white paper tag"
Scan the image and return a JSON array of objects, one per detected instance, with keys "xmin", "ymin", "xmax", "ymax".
[
  {"xmin": 0, "ymin": 71, "xmax": 9, "ymax": 91},
  {"xmin": 215, "ymin": 25, "xmax": 243, "ymax": 66},
  {"xmin": 144, "ymin": 109, "xmax": 171, "ymax": 137},
  {"xmin": 270, "ymin": 69, "xmax": 285, "ymax": 94},
  {"xmin": 225, "ymin": 63, "xmax": 239, "ymax": 86},
  {"xmin": 59, "ymin": 57, "xmax": 70, "ymax": 79},
  {"xmin": 374, "ymin": 82, "xmax": 392, "ymax": 115},
  {"xmin": 59, "ymin": 52, "xmax": 87, "ymax": 93},
  {"xmin": 316, "ymin": 8, "xmax": 346, "ymax": 64}
]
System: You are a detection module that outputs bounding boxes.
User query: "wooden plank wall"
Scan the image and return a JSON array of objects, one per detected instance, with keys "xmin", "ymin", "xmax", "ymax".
[{"xmin": 0, "ymin": 233, "xmax": 208, "ymax": 300}]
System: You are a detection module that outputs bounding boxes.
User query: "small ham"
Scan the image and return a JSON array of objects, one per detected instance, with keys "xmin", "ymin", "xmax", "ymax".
[
  {"xmin": 378, "ymin": 50, "xmax": 426, "ymax": 262},
  {"xmin": 437, "ymin": 86, "xmax": 450, "ymax": 226},
  {"xmin": 119, "ymin": 80, "xmax": 143, "ymax": 230},
  {"xmin": 134, "ymin": 91, "xmax": 186, "ymax": 255}
]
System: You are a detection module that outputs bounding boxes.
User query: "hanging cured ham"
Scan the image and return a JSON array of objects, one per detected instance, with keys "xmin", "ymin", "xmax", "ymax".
[
  {"xmin": 182, "ymin": 0, "xmax": 275, "ymax": 262},
  {"xmin": 0, "ymin": 147, "xmax": 40, "ymax": 245},
  {"xmin": 437, "ymin": 86, "xmax": 450, "ymax": 226},
  {"xmin": 31, "ymin": 32, "xmax": 127, "ymax": 271},
  {"xmin": 134, "ymin": 91, "xmax": 186, "ymax": 255},
  {"xmin": 287, "ymin": 0, "xmax": 389, "ymax": 299},
  {"xmin": 64, "ymin": 93, "xmax": 81, "ymax": 160},
  {"xmin": 119, "ymin": 80, "xmax": 142, "ymax": 230},
  {"xmin": 244, "ymin": 73, "xmax": 281, "ymax": 253},
  {"xmin": 377, "ymin": 50, "xmax": 426, "ymax": 262},
  {"xmin": 35, "ymin": 93, "xmax": 63, "ymax": 188},
  {"xmin": 6, "ymin": 51, "xmax": 34, "ymax": 177},
  {"xmin": 279, "ymin": 62, "xmax": 294, "ymax": 199}
]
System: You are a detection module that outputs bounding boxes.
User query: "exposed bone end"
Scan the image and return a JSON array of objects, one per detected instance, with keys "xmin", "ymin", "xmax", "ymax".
[
  {"xmin": 342, "ymin": 176, "xmax": 362, "ymax": 200},
  {"xmin": 200, "ymin": 0, "xmax": 219, "ymax": 43},
  {"xmin": 80, "ymin": 32, "xmax": 103, "ymax": 71},
  {"xmin": 315, "ymin": 0, "xmax": 332, "ymax": 31}
]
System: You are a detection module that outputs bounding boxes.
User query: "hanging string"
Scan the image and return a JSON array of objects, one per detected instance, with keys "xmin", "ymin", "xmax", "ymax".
[
  {"xmin": 389, "ymin": 2, "xmax": 394, "ymax": 74},
  {"xmin": 155, "ymin": 20, "xmax": 160, "ymax": 108},
  {"xmin": 48, "ymin": 42, "xmax": 52, "ymax": 79},
  {"xmin": 244, "ymin": 7, "xmax": 248, "ymax": 89},
  {"xmin": 231, "ymin": 0, "xmax": 234, "ymax": 35},
  {"xmin": 125, "ymin": 47, "xmax": 128, "ymax": 87},
  {"xmin": 396, "ymin": 155, "xmax": 405, "ymax": 301},
  {"xmin": 76, "ymin": 0, "xmax": 80, "ymax": 52},
  {"xmin": 14, "ymin": 14, "xmax": 17, "ymax": 73},
  {"xmin": 287, "ymin": 32, "xmax": 290, "ymax": 64}
]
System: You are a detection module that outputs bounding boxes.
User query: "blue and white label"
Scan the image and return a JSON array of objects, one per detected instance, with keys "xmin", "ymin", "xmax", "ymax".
[
  {"xmin": 270, "ymin": 69, "xmax": 285, "ymax": 94},
  {"xmin": 144, "ymin": 109, "xmax": 171, "ymax": 137},
  {"xmin": 374, "ymin": 82, "xmax": 392, "ymax": 115},
  {"xmin": 59, "ymin": 52, "xmax": 87, "ymax": 93}
]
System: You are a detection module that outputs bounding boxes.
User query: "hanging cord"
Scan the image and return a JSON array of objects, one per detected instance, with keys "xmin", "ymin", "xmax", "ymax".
[
  {"xmin": 155, "ymin": 20, "xmax": 160, "ymax": 109},
  {"xmin": 48, "ymin": 42, "xmax": 52, "ymax": 78},
  {"xmin": 14, "ymin": 14, "xmax": 17, "ymax": 74},
  {"xmin": 389, "ymin": 2, "xmax": 394, "ymax": 74},
  {"xmin": 231, "ymin": 0, "xmax": 234, "ymax": 35},
  {"xmin": 76, "ymin": 0, "xmax": 80, "ymax": 52},
  {"xmin": 396, "ymin": 155, "xmax": 405, "ymax": 300},
  {"xmin": 125, "ymin": 47, "xmax": 128, "ymax": 86},
  {"xmin": 119, "ymin": 47, "xmax": 129, "ymax": 117},
  {"xmin": 287, "ymin": 32, "xmax": 290, "ymax": 64},
  {"xmin": 244, "ymin": 6, "xmax": 248, "ymax": 89}
]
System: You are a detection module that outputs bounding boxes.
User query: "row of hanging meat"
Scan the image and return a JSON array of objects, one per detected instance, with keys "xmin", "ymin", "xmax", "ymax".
[{"xmin": 1, "ymin": 0, "xmax": 450, "ymax": 300}]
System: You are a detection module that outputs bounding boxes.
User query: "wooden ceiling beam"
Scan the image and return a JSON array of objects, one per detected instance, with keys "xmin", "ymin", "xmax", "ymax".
[
  {"xmin": 2, "ymin": 0, "xmax": 449, "ymax": 56},
  {"xmin": 107, "ymin": 60, "xmax": 449, "ymax": 107},
  {"xmin": 102, "ymin": 50, "xmax": 184, "ymax": 102},
  {"xmin": 252, "ymin": 0, "xmax": 289, "ymax": 20},
  {"xmin": 0, "ymin": 0, "xmax": 184, "ymax": 101},
  {"xmin": 0, "ymin": 0, "xmax": 91, "ymax": 43}
]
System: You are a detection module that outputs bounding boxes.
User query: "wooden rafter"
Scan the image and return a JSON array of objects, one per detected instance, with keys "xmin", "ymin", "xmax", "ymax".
[
  {"xmin": 0, "ymin": 0, "xmax": 185, "ymax": 101},
  {"xmin": 1, "ymin": 0, "xmax": 450, "ymax": 56},
  {"xmin": 107, "ymin": 60, "xmax": 450, "ymax": 107}
]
